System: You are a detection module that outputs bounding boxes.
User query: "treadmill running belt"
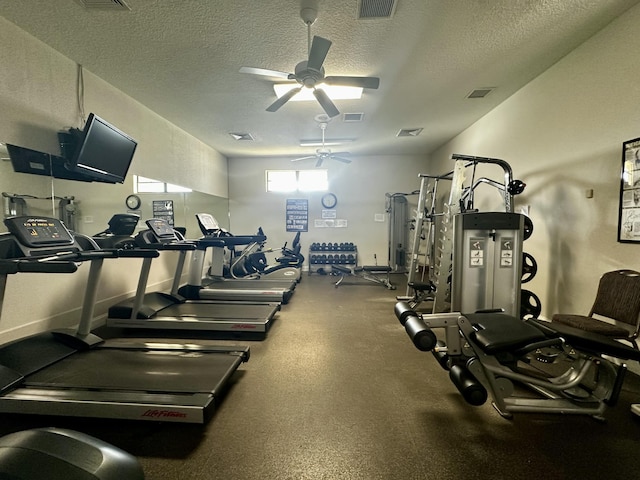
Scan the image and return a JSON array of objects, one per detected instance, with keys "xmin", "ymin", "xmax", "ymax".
[{"xmin": 25, "ymin": 348, "xmax": 242, "ymax": 393}]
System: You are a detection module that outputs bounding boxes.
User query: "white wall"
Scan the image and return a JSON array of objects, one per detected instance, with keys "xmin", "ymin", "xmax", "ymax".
[
  {"xmin": 0, "ymin": 17, "xmax": 229, "ymax": 345},
  {"xmin": 228, "ymin": 155, "xmax": 429, "ymax": 267}
]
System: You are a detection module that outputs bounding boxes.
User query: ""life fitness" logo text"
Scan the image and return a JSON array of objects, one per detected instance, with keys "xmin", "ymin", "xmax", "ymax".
[{"xmin": 142, "ymin": 409, "xmax": 187, "ymax": 419}]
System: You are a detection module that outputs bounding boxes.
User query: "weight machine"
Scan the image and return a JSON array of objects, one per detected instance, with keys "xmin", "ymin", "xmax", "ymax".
[
  {"xmin": 385, "ymin": 191, "xmax": 416, "ymax": 273},
  {"xmin": 395, "ymin": 302, "xmax": 640, "ymax": 420},
  {"xmin": 2, "ymin": 192, "xmax": 77, "ymax": 231},
  {"xmin": 402, "ymin": 154, "xmax": 529, "ymax": 315}
]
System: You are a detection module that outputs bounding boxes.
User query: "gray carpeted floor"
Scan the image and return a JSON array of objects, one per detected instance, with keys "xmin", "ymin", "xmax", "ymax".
[{"xmin": 1, "ymin": 273, "xmax": 640, "ymax": 479}]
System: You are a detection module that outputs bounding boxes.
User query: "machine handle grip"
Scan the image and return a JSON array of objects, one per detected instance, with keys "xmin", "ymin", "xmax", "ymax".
[
  {"xmin": 0, "ymin": 259, "xmax": 78, "ymax": 274},
  {"xmin": 115, "ymin": 249, "xmax": 161, "ymax": 258}
]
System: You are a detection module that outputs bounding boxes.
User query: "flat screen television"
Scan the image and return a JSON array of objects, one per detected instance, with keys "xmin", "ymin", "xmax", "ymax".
[{"xmin": 65, "ymin": 113, "xmax": 138, "ymax": 184}]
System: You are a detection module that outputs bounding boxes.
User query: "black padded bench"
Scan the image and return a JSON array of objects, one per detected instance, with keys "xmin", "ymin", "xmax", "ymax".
[
  {"xmin": 466, "ymin": 312, "xmax": 640, "ymax": 362},
  {"xmin": 465, "ymin": 312, "xmax": 556, "ymax": 355}
]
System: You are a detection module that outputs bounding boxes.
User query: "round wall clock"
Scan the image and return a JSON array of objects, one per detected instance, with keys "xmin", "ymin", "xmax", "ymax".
[
  {"xmin": 321, "ymin": 193, "xmax": 337, "ymax": 209},
  {"xmin": 125, "ymin": 194, "xmax": 141, "ymax": 210}
]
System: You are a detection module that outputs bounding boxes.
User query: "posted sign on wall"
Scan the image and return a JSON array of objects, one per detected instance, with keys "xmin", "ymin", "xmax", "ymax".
[{"xmin": 286, "ymin": 199, "xmax": 308, "ymax": 232}]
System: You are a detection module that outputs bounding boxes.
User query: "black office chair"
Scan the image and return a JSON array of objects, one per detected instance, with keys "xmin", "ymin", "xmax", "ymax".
[{"xmin": 552, "ymin": 269, "xmax": 640, "ymax": 349}]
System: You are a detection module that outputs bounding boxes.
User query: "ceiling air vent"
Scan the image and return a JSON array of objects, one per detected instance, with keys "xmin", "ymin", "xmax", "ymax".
[
  {"xmin": 74, "ymin": 0, "xmax": 131, "ymax": 10},
  {"xmin": 397, "ymin": 128, "xmax": 423, "ymax": 137},
  {"xmin": 467, "ymin": 88, "xmax": 495, "ymax": 99},
  {"xmin": 343, "ymin": 112, "xmax": 364, "ymax": 122},
  {"xmin": 357, "ymin": 0, "xmax": 397, "ymax": 19},
  {"xmin": 229, "ymin": 133, "xmax": 254, "ymax": 141}
]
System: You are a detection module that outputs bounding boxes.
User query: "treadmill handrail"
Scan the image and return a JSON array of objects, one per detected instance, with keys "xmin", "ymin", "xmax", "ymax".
[
  {"xmin": 197, "ymin": 235, "xmax": 266, "ymax": 248},
  {"xmin": 0, "ymin": 259, "xmax": 78, "ymax": 275}
]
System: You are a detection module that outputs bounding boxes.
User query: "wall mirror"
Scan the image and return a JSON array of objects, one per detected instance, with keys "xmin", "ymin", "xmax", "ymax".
[{"xmin": 0, "ymin": 142, "xmax": 229, "ymax": 238}]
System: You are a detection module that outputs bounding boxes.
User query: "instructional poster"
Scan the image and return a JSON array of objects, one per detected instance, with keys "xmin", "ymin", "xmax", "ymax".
[
  {"xmin": 619, "ymin": 137, "xmax": 640, "ymax": 242},
  {"xmin": 152, "ymin": 200, "xmax": 174, "ymax": 226},
  {"xmin": 286, "ymin": 199, "xmax": 308, "ymax": 232}
]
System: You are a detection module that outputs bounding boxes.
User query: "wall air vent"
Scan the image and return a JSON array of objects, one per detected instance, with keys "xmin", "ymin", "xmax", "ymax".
[
  {"xmin": 397, "ymin": 128, "xmax": 423, "ymax": 137},
  {"xmin": 343, "ymin": 113, "xmax": 364, "ymax": 122},
  {"xmin": 467, "ymin": 88, "xmax": 495, "ymax": 99},
  {"xmin": 74, "ymin": 0, "xmax": 131, "ymax": 10},
  {"xmin": 357, "ymin": 0, "xmax": 397, "ymax": 19},
  {"xmin": 229, "ymin": 133, "xmax": 254, "ymax": 141}
]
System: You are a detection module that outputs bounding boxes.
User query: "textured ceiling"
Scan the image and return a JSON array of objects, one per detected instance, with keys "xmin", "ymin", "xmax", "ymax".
[{"xmin": 0, "ymin": 0, "xmax": 639, "ymax": 159}]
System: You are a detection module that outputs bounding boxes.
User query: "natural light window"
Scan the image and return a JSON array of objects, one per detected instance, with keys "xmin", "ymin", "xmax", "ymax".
[
  {"xmin": 134, "ymin": 175, "xmax": 192, "ymax": 193},
  {"xmin": 266, "ymin": 169, "xmax": 328, "ymax": 192}
]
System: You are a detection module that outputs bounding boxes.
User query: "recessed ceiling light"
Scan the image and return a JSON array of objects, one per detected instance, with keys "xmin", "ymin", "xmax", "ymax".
[{"xmin": 273, "ymin": 84, "xmax": 363, "ymax": 101}]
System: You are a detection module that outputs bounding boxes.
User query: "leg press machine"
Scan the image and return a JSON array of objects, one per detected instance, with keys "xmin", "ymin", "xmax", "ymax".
[{"xmin": 395, "ymin": 302, "xmax": 640, "ymax": 419}]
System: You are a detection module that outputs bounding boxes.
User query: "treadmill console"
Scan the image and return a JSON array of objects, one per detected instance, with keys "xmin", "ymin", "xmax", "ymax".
[
  {"xmin": 146, "ymin": 218, "xmax": 178, "ymax": 243},
  {"xmin": 196, "ymin": 213, "xmax": 221, "ymax": 236},
  {"xmin": 106, "ymin": 214, "xmax": 139, "ymax": 236},
  {"xmin": 4, "ymin": 216, "xmax": 74, "ymax": 248}
]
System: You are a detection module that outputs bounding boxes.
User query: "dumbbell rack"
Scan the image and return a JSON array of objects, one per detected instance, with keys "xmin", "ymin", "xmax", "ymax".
[{"xmin": 308, "ymin": 242, "xmax": 358, "ymax": 275}]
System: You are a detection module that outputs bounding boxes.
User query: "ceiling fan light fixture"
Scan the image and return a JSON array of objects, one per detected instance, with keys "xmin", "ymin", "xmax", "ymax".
[{"xmin": 273, "ymin": 84, "xmax": 363, "ymax": 101}]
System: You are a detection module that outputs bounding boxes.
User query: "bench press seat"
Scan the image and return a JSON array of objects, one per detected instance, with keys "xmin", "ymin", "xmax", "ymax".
[
  {"xmin": 360, "ymin": 265, "xmax": 392, "ymax": 273},
  {"xmin": 332, "ymin": 264, "xmax": 395, "ymax": 289}
]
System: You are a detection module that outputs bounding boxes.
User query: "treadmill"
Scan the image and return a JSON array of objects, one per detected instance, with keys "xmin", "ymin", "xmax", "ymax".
[
  {"xmin": 107, "ymin": 218, "xmax": 280, "ymax": 337},
  {"xmin": 177, "ymin": 213, "xmax": 295, "ymax": 304},
  {"xmin": 0, "ymin": 216, "xmax": 249, "ymax": 424}
]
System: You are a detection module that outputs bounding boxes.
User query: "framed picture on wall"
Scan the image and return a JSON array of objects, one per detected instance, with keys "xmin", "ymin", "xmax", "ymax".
[{"xmin": 618, "ymin": 137, "xmax": 640, "ymax": 242}]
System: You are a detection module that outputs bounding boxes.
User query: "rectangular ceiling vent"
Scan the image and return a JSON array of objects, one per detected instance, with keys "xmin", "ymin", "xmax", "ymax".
[
  {"xmin": 229, "ymin": 132, "xmax": 254, "ymax": 141},
  {"xmin": 357, "ymin": 0, "xmax": 397, "ymax": 19},
  {"xmin": 74, "ymin": 0, "xmax": 131, "ymax": 10},
  {"xmin": 467, "ymin": 88, "xmax": 495, "ymax": 99},
  {"xmin": 397, "ymin": 128, "xmax": 423, "ymax": 137},
  {"xmin": 343, "ymin": 112, "xmax": 364, "ymax": 122}
]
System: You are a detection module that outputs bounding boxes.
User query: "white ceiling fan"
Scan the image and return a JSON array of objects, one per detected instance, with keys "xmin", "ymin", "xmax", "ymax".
[
  {"xmin": 292, "ymin": 118, "xmax": 351, "ymax": 167},
  {"xmin": 239, "ymin": 2, "xmax": 379, "ymax": 118}
]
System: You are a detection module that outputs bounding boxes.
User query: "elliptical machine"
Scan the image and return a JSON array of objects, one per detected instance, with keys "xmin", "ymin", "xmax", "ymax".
[{"xmin": 231, "ymin": 230, "xmax": 304, "ymax": 282}]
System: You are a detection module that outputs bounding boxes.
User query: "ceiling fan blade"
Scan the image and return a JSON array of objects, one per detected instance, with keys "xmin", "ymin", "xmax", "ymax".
[
  {"xmin": 266, "ymin": 86, "xmax": 302, "ymax": 112},
  {"xmin": 239, "ymin": 66, "xmax": 292, "ymax": 80},
  {"xmin": 315, "ymin": 157, "xmax": 324, "ymax": 168},
  {"xmin": 313, "ymin": 88, "xmax": 340, "ymax": 118},
  {"xmin": 332, "ymin": 156, "xmax": 352, "ymax": 164},
  {"xmin": 291, "ymin": 156, "xmax": 316, "ymax": 162},
  {"xmin": 307, "ymin": 36, "xmax": 332, "ymax": 71},
  {"xmin": 324, "ymin": 76, "xmax": 380, "ymax": 89}
]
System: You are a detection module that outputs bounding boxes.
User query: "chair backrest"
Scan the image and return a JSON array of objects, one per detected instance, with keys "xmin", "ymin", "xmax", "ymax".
[{"xmin": 589, "ymin": 269, "xmax": 640, "ymax": 328}]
